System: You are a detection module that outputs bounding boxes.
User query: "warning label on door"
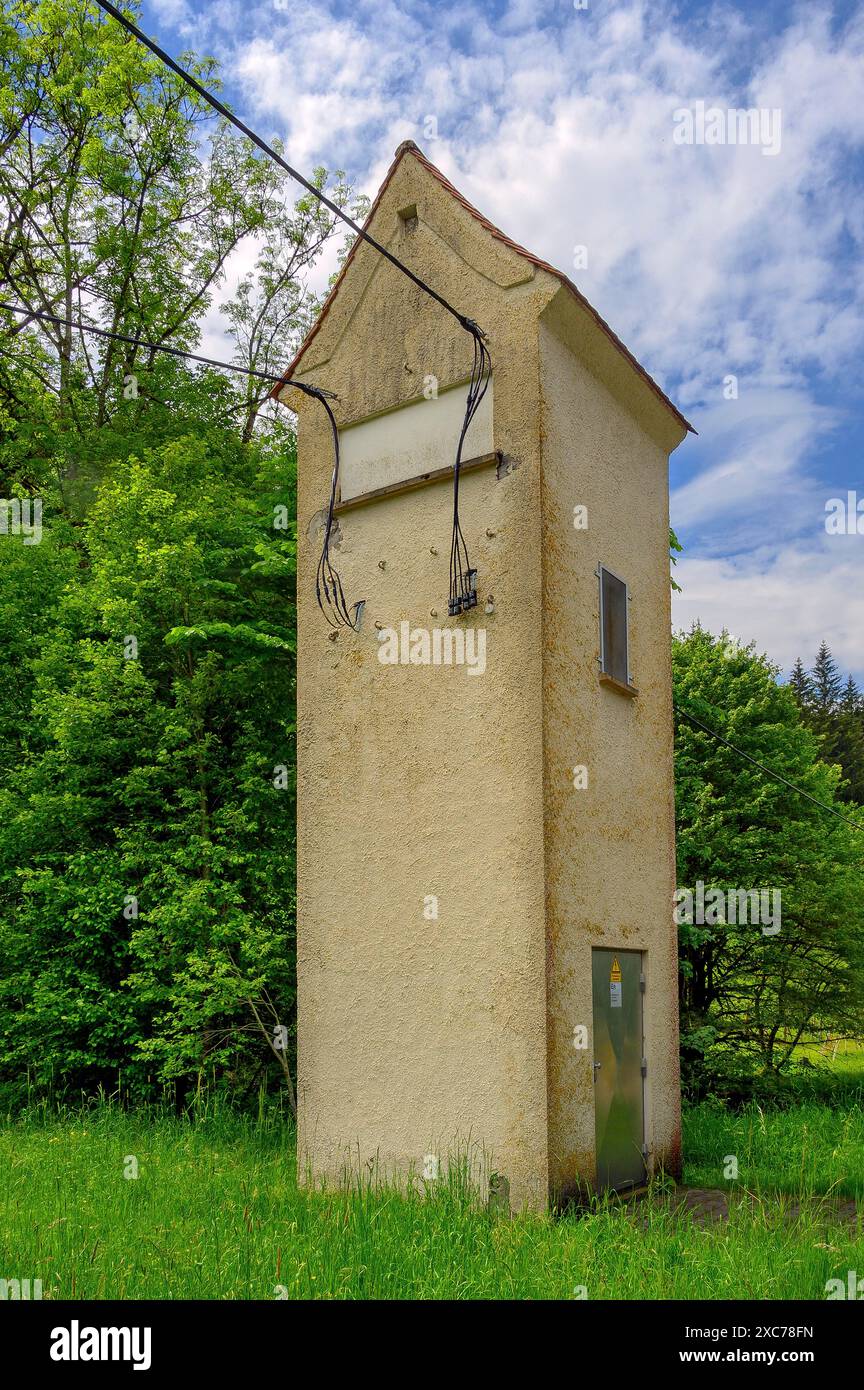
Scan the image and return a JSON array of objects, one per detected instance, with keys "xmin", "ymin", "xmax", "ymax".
[{"xmin": 610, "ymin": 956, "xmax": 622, "ymax": 1008}]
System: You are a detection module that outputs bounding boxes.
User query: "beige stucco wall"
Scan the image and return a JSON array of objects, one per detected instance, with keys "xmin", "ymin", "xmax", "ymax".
[
  {"xmin": 289, "ymin": 147, "xmax": 685, "ymax": 1209},
  {"xmin": 290, "ymin": 153, "xmax": 553, "ymax": 1210},
  {"xmin": 539, "ymin": 294, "xmax": 684, "ymax": 1196}
]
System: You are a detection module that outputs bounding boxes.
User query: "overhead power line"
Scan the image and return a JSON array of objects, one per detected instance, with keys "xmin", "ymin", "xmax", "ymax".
[
  {"xmin": 93, "ymin": 0, "xmax": 487, "ymax": 629},
  {"xmin": 0, "ymin": 300, "xmax": 334, "ymax": 396},
  {"xmin": 93, "ymin": 1, "xmax": 486, "ymax": 345},
  {"xmin": 674, "ymin": 700, "xmax": 864, "ymax": 834},
  {"xmin": 1, "ymin": 298, "xmax": 360, "ymax": 626}
]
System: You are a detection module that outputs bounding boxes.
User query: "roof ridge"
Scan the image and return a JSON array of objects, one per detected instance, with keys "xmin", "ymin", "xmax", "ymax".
[{"xmin": 273, "ymin": 143, "xmax": 695, "ymax": 436}]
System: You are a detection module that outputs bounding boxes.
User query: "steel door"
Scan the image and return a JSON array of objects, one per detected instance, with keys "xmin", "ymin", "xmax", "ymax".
[{"xmin": 591, "ymin": 948, "xmax": 645, "ymax": 1190}]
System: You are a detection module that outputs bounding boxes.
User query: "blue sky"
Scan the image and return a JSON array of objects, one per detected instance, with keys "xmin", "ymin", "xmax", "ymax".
[{"xmin": 140, "ymin": 0, "xmax": 864, "ymax": 684}]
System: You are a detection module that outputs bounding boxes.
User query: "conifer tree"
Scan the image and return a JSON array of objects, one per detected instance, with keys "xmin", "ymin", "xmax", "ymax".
[
  {"xmin": 788, "ymin": 656, "xmax": 814, "ymax": 709},
  {"xmin": 811, "ymin": 641, "xmax": 844, "ymax": 713}
]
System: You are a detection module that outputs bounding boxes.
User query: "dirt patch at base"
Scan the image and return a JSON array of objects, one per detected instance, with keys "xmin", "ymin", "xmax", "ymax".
[{"xmin": 632, "ymin": 1186, "xmax": 859, "ymax": 1227}]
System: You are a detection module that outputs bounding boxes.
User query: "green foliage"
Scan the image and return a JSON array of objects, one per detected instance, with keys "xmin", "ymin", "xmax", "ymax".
[
  {"xmin": 2, "ymin": 0, "xmax": 862, "ymax": 1129},
  {"xmin": 0, "ymin": 428, "xmax": 298, "ymax": 1107},
  {"xmin": 788, "ymin": 643, "xmax": 864, "ymax": 804},
  {"xmin": 674, "ymin": 626, "xmax": 864, "ymax": 1093},
  {"xmin": 669, "ymin": 525, "xmax": 683, "ymax": 591},
  {"xmin": 0, "ymin": 0, "xmax": 363, "ymax": 449},
  {"xmin": 0, "ymin": 0, "xmax": 368, "ymax": 1110}
]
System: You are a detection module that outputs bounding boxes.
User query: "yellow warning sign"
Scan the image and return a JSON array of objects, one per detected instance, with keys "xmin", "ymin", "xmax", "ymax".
[{"xmin": 609, "ymin": 955, "xmax": 623, "ymax": 1008}]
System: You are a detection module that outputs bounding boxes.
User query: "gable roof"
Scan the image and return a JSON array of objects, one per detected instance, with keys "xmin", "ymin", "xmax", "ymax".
[{"xmin": 272, "ymin": 141, "xmax": 695, "ymax": 436}]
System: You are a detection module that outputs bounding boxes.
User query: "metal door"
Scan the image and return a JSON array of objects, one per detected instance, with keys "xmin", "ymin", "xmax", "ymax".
[{"xmin": 591, "ymin": 948, "xmax": 645, "ymax": 1190}]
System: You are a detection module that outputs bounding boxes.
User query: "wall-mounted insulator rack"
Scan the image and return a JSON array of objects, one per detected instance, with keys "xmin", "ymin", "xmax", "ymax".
[{"xmin": 448, "ymin": 568, "xmax": 478, "ymax": 617}]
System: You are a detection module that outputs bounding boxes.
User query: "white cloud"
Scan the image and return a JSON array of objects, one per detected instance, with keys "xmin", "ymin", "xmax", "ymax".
[
  {"xmin": 670, "ymin": 387, "xmax": 842, "ymax": 543},
  {"xmin": 673, "ymin": 535, "xmax": 864, "ymax": 683},
  {"xmin": 150, "ymin": 0, "xmax": 194, "ymax": 29},
  {"xmin": 140, "ymin": 0, "xmax": 864, "ymax": 678}
]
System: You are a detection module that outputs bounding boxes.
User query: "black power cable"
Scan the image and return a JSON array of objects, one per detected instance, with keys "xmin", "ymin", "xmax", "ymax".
[
  {"xmin": 449, "ymin": 332, "xmax": 490, "ymax": 615},
  {"xmin": 314, "ymin": 391, "xmax": 364, "ymax": 630},
  {"xmin": 0, "ymin": 301, "xmax": 334, "ymax": 394},
  {"xmin": 93, "ymin": 2, "xmax": 484, "ymax": 342},
  {"xmin": 2, "ymin": 300, "xmax": 366, "ymax": 625},
  {"xmin": 0, "ymin": 301, "xmax": 363, "ymax": 610},
  {"xmin": 674, "ymin": 699, "xmax": 864, "ymax": 834},
  {"xmin": 93, "ymin": 0, "xmax": 488, "ymax": 627}
]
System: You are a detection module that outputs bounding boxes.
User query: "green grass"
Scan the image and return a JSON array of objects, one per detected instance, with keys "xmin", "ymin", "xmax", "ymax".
[
  {"xmin": 794, "ymin": 1041, "xmax": 864, "ymax": 1080},
  {"xmin": 0, "ymin": 1099, "xmax": 861, "ymax": 1299},
  {"xmin": 683, "ymin": 1098, "xmax": 864, "ymax": 1196}
]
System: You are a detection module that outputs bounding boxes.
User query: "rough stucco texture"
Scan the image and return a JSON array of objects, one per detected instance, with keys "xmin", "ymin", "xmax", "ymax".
[{"xmin": 539, "ymin": 308, "xmax": 683, "ymax": 1197}]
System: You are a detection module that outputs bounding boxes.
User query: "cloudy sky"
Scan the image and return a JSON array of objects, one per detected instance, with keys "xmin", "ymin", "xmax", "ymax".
[{"xmin": 140, "ymin": 0, "xmax": 864, "ymax": 684}]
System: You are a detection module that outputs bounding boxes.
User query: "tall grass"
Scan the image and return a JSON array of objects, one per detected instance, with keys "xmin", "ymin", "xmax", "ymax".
[
  {"xmin": 682, "ymin": 1099, "xmax": 864, "ymax": 1197},
  {"xmin": 0, "ymin": 1097, "xmax": 861, "ymax": 1300}
]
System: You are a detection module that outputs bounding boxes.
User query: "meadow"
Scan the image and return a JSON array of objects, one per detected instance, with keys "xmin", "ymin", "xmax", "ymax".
[{"xmin": 1, "ymin": 1097, "xmax": 861, "ymax": 1300}]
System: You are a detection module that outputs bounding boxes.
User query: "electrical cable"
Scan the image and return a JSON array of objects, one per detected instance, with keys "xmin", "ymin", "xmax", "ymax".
[
  {"xmin": 449, "ymin": 331, "xmax": 490, "ymax": 614},
  {"xmin": 674, "ymin": 699, "xmax": 864, "ymax": 834},
  {"xmin": 312, "ymin": 389, "xmax": 364, "ymax": 630},
  {"xmin": 7, "ymin": 308, "xmax": 851, "ymax": 791},
  {"xmin": 93, "ymin": 2, "xmax": 485, "ymax": 344},
  {"xmin": 0, "ymin": 300, "xmax": 334, "ymax": 393},
  {"xmin": 0, "ymin": 299, "xmax": 366, "ymax": 621},
  {"xmin": 93, "ymin": 0, "xmax": 488, "ymax": 625}
]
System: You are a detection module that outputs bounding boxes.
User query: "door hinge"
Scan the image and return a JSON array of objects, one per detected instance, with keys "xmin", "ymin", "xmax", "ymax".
[
  {"xmin": 640, "ymin": 1057, "xmax": 648, "ymax": 1077},
  {"xmin": 641, "ymin": 1143, "xmax": 649, "ymax": 1158},
  {"xmin": 640, "ymin": 973, "xmax": 646, "ymax": 993}
]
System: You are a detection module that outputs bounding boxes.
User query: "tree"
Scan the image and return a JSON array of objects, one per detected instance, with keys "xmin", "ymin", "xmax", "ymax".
[
  {"xmin": 0, "ymin": 2, "xmax": 365, "ymax": 1110},
  {"xmin": 788, "ymin": 656, "xmax": 813, "ymax": 710},
  {"xmin": 837, "ymin": 675, "xmax": 864, "ymax": 805},
  {"xmin": 0, "ymin": 0, "xmax": 362, "ymax": 452},
  {"xmin": 788, "ymin": 646, "xmax": 864, "ymax": 805},
  {"xmin": 1, "ymin": 2, "xmax": 253, "ymax": 418},
  {"xmin": 222, "ymin": 161, "xmax": 369, "ymax": 440},
  {"xmin": 0, "ymin": 418, "xmax": 298, "ymax": 1107},
  {"xmin": 810, "ymin": 640, "xmax": 844, "ymax": 731},
  {"xmin": 674, "ymin": 626, "xmax": 864, "ymax": 1088}
]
